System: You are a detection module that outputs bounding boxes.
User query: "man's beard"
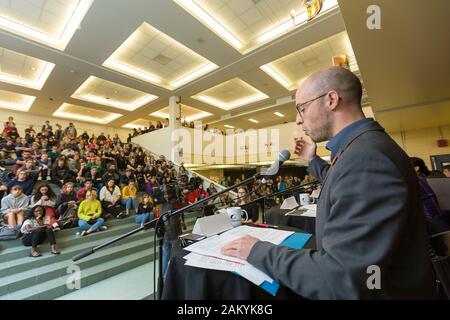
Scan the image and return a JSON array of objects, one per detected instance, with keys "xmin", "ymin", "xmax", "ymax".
[{"xmin": 307, "ymin": 115, "xmax": 332, "ymax": 143}]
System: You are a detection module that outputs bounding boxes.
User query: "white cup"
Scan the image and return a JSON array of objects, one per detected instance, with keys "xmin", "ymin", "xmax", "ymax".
[
  {"xmin": 226, "ymin": 207, "xmax": 248, "ymax": 227},
  {"xmin": 299, "ymin": 193, "xmax": 314, "ymax": 206}
]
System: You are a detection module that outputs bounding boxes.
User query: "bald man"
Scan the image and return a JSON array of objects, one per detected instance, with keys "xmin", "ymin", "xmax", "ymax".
[{"xmin": 222, "ymin": 67, "xmax": 435, "ymax": 299}]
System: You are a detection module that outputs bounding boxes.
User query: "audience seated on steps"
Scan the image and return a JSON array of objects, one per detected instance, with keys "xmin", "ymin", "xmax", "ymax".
[
  {"xmin": 21, "ymin": 206, "xmax": 61, "ymax": 257},
  {"xmin": 7, "ymin": 169, "xmax": 34, "ymax": 196},
  {"xmin": 77, "ymin": 190, "xmax": 106, "ymax": 236}
]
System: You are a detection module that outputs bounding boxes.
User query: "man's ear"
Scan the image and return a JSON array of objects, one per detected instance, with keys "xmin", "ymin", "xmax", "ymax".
[{"xmin": 327, "ymin": 91, "xmax": 340, "ymax": 111}]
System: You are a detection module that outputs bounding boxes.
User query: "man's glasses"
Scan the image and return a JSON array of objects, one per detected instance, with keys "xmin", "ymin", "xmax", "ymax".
[{"xmin": 295, "ymin": 93, "xmax": 328, "ymax": 115}]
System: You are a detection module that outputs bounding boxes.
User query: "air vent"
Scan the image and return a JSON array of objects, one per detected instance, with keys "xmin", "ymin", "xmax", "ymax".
[{"xmin": 153, "ymin": 54, "xmax": 172, "ymax": 65}]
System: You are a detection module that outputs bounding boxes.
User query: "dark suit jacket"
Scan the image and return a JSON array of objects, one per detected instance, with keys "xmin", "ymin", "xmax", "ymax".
[{"xmin": 248, "ymin": 120, "xmax": 435, "ymax": 299}]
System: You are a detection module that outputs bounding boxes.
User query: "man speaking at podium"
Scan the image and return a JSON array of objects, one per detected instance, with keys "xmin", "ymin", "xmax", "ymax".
[{"xmin": 222, "ymin": 67, "xmax": 435, "ymax": 299}]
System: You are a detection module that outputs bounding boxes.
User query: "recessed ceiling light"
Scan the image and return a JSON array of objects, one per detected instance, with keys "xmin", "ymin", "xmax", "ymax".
[
  {"xmin": 0, "ymin": 90, "xmax": 36, "ymax": 112},
  {"xmin": 248, "ymin": 119, "xmax": 259, "ymax": 123},
  {"xmin": 0, "ymin": 0, "xmax": 93, "ymax": 50},
  {"xmin": 174, "ymin": 0, "xmax": 243, "ymax": 49},
  {"xmin": 53, "ymin": 103, "xmax": 122, "ymax": 124},
  {"xmin": 30, "ymin": 66, "xmax": 37, "ymax": 71},
  {"xmin": 260, "ymin": 64, "xmax": 290, "ymax": 89},
  {"xmin": 274, "ymin": 112, "xmax": 285, "ymax": 117},
  {"xmin": 224, "ymin": 125, "xmax": 234, "ymax": 129}
]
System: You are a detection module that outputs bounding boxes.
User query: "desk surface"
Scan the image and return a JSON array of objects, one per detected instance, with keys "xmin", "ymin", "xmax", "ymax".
[
  {"xmin": 265, "ymin": 205, "xmax": 316, "ymax": 235},
  {"xmin": 162, "ymin": 227, "xmax": 315, "ymax": 300}
]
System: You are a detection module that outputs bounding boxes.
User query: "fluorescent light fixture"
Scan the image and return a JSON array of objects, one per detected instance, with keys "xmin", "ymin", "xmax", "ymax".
[
  {"xmin": 0, "ymin": 91, "xmax": 35, "ymax": 112},
  {"xmin": 53, "ymin": 103, "xmax": 122, "ymax": 124},
  {"xmin": 224, "ymin": 125, "xmax": 234, "ymax": 129},
  {"xmin": 0, "ymin": 61, "xmax": 55, "ymax": 90},
  {"xmin": 258, "ymin": 0, "xmax": 338, "ymax": 44},
  {"xmin": 170, "ymin": 63, "xmax": 218, "ymax": 89},
  {"xmin": 103, "ymin": 59, "xmax": 161, "ymax": 84},
  {"xmin": 274, "ymin": 112, "xmax": 285, "ymax": 117},
  {"xmin": 248, "ymin": 119, "xmax": 259, "ymax": 123},
  {"xmin": 174, "ymin": 0, "xmax": 243, "ymax": 50},
  {"xmin": 195, "ymin": 93, "xmax": 268, "ymax": 110},
  {"xmin": 260, "ymin": 64, "xmax": 290, "ymax": 89},
  {"xmin": 0, "ymin": 0, "xmax": 93, "ymax": 50},
  {"xmin": 72, "ymin": 76, "xmax": 158, "ymax": 111}
]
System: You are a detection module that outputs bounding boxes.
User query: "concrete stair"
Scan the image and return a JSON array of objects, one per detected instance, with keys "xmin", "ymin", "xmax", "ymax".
[{"xmin": 0, "ymin": 212, "xmax": 200, "ymax": 300}]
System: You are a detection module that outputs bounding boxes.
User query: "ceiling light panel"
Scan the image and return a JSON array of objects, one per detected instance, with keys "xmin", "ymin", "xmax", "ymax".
[
  {"xmin": 122, "ymin": 118, "xmax": 152, "ymax": 129},
  {"xmin": 71, "ymin": 76, "xmax": 158, "ymax": 111},
  {"xmin": 53, "ymin": 103, "xmax": 122, "ymax": 124},
  {"xmin": 175, "ymin": 0, "xmax": 338, "ymax": 53},
  {"xmin": 193, "ymin": 78, "xmax": 268, "ymax": 110},
  {"xmin": 150, "ymin": 104, "xmax": 212, "ymax": 122},
  {"xmin": 103, "ymin": 22, "xmax": 218, "ymax": 90},
  {"xmin": 0, "ymin": 89, "xmax": 35, "ymax": 112},
  {"xmin": 0, "ymin": 0, "xmax": 93, "ymax": 50},
  {"xmin": 261, "ymin": 31, "xmax": 356, "ymax": 90},
  {"xmin": 0, "ymin": 47, "xmax": 55, "ymax": 89}
]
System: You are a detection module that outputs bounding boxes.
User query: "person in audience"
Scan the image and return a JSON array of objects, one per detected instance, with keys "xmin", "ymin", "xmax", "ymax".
[
  {"xmin": 56, "ymin": 182, "xmax": 79, "ymax": 229},
  {"xmin": 410, "ymin": 157, "xmax": 450, "ymax": 234},
  {"xmin": 64, "ymin": 123, "xmax": 77, "ymax": 139},
  {"xmin": 51, "ymin": 157, "xmax": 74, "ymax": 187},
  {"xmin": 136, "ymin": 193, "xmax": 154, "ymax": 228},
  {"xmin": 188, "ymin": 183, "xmax": 209, "ymax": 204},
  {"xmin": 22, "ymin": 158, "xmax": 40, "ymax": 182},
  {"xmin": 1, "ymin": 184, "xmax": 29, "ymax": 229},
  {"xmin": 54, "ymin": 124, "xmax": 63, "ymax": 142},
  {"xmin": 121, "ymin": 179, "xmax": 138, "ymax": 216},
  {"xmin": 30, "ymin": 183, "xmax": 59, "ymax": 231},
  {"xmin": 234, "ymin": 186, "xmax": 258, "ymax": 222},
  {"xmin": 443, "ymin": 165, "xmax": 450, "ymax": 178},
  {"xmin": 7, "ymin": 169, "xmax": 34, "ymax": 196},
  {"xmin": 156, "ymin": 121, "xmax": 163, "ymax": 129},
  {"xmin": 120, "ymin": 168, "xmax": 135, "ymax": 188},
  {"xmin": 77, "ymin": 179, "xmax": 95, "ymax": 202},
  {"xmin": 189, "ymin": 172, "xmax": 203, "ymax": 190},
  {"xmin": 41, "ymin": 120, "xmax": 52, "ymax": 133},
  {"xmin": 135, "ymin": 164, "xmax": 146, "ymax": 191},
  {"xmin": 3, "ymin": 116, "xmax": 16, "ymax": 134},
  {"xmin": 207, "ymin": 183, "xmax": 218, "ymax": 195},
  {"xmin": 146, "ymin": 175, "xmax": 160, "ymax": 195},
  {"xmin": 37, "ymin": 153, "xmax": 52, "ymax": 181},
  {"xmin": 21, "ymin": 206, "xmax": 61, "ymax": 257},
  {"xmin": 102, "ymin": 163, "xmax": 120, "ymax": 186},
  {"xmin": 77, "ymin": 190, "xmax": 106, "ymax": 236},
  {"xmin": 85, "ymin": 166, "xmax": 103, "ymax": 190},
  {"xmin": 100, "ymin": 178, "xmax": 125, "ymax": 219}
]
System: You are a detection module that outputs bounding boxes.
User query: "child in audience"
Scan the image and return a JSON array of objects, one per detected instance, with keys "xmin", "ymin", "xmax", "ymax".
[
  {"xmin": 21, "ymin": 206, "xmax": 61, "ymax": 257},
  {"xmin": 77, "ymin": 190, "xmax": 106, "ymax": 236},
  {"xmin": 136, "ymin": 193, "xmax": 154, "ymax": 227}
]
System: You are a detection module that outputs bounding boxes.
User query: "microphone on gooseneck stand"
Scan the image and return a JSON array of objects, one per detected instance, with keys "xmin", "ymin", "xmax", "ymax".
[{"xmin": 261, "ymin": 149, "xmax": 291, "ymax": 181}]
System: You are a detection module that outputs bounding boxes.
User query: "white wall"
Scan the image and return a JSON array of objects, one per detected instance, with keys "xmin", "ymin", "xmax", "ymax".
[{"xmin": 0, "ymin": 109, "xmax": 132, "ymax": 140}]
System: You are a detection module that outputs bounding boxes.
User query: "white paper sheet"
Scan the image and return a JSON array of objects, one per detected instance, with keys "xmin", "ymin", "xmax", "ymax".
[{"xmin": 280, "ymin": 196, "xmax": 299, "ymax": 210}]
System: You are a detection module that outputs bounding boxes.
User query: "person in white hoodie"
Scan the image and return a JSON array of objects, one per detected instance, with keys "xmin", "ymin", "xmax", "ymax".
[
  {"xmin": 99, "ymin": 178, "xmax": 125, "ymax": 219},
  {"xmin": 1, "ymin": 185, "xmax": 29, "ymax": 228}
]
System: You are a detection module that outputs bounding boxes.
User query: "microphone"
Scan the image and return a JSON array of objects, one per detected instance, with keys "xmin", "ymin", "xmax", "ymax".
[{"xmin": 261, "ymin": 149, "xmax": 291, "ymax": 177}]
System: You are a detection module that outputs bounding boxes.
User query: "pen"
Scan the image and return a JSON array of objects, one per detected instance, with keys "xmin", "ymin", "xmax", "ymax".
[{"xmin": 252, "ymin": 223, "xmax": 279, "ymax": 229}]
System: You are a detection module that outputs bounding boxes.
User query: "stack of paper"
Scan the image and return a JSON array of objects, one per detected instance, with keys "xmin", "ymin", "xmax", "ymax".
[
  {"xmin": 183, "ymin": 225, "xmax": 294, "ymax": 286},
  {"xmin": 280, "ymin": 196, "xmax": 299, "ymax": 210}
]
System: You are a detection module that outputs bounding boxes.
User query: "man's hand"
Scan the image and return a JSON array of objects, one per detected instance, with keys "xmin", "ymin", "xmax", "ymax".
[
  {"xmin": 221, "ymin": 235, "xmax": 259, "ymax": 261},
  {"xmin": 292, "ymin": 137, "xmax": 317, "ymax": 162}
]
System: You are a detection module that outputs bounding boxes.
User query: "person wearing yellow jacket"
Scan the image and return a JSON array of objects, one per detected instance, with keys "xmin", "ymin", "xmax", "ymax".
[
  {"xmin": 121, "ymin": 180, "xmax": 138, "ymax": 216},
  {"xmin": 77, "ymin": 190, "xmax": 106, "ymax": 236}
]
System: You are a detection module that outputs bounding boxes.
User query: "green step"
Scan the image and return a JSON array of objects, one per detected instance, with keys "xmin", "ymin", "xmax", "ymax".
[
  {"xmin": 0, "ymin": 236, "xmax": 158, "ymax": 296},
  {"xmin": 3, "ymin": 249, "xmax": 157, "ymax": 300}
]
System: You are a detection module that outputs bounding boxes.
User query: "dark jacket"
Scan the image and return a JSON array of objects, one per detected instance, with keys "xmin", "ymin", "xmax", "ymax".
[{"xmin": 248, "ymin": 120, "xmax": 435, "ymax": 299}]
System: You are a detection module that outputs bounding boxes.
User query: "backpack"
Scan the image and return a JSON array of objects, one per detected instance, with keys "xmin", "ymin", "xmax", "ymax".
[{"xmin": 0, "ymin": 226, "xmax": 20, "ymax": 241}]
